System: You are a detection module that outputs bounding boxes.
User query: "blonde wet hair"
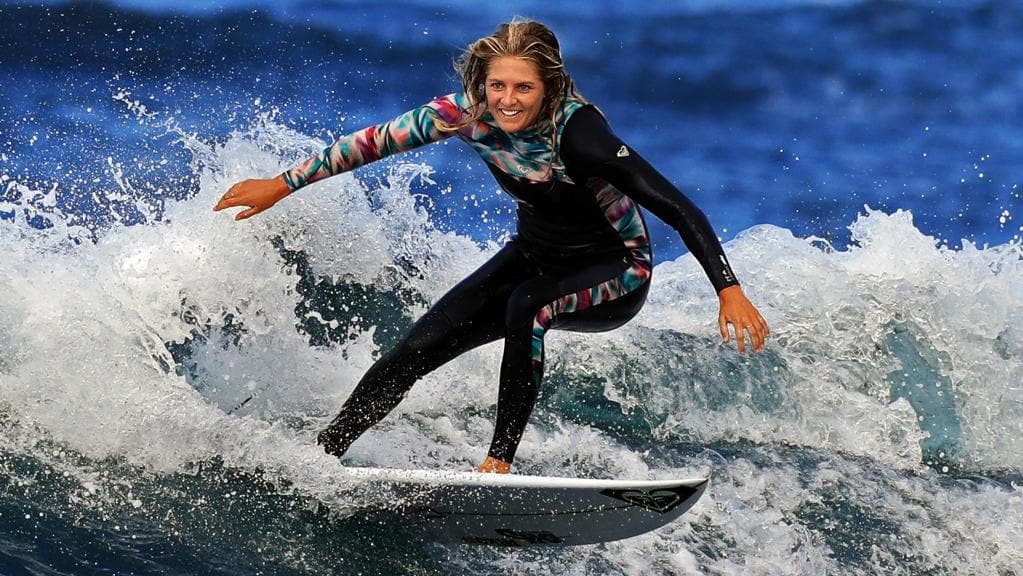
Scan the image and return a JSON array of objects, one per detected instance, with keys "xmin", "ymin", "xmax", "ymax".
[{"xmin": 441, "ymin": 19, "xmax": 584, "ymax": 137}]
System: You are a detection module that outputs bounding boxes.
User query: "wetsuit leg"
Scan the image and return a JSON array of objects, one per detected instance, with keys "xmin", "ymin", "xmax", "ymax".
[
  {"xmin": 318, "ymin": 242, "xmax": 538, "ymax": 457},
  {"xmin": 487, "ymin": 255, "xmax": 651, "ymax": 463}
]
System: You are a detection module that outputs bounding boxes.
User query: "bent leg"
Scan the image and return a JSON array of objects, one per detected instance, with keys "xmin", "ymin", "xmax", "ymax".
[
  {"xmin": 319, "ymin": 242, "xmax": 536, "ymax": 458},
  {"xmin": 487, "ymin": 256, "xmax": 652, "ymax": 463}
]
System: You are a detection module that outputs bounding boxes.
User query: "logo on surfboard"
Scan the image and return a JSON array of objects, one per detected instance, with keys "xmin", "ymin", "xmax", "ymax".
[
  {"xmin": 462, "ymin": 529, "xmax": 565, "ymax": 547},
  {"xmin": 600, "ymin": 485, "xmax": 699, "ymax": 513}
]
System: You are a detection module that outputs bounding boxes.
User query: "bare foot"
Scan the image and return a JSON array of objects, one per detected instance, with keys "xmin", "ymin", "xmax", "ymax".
[{"xmin": 476, "ymin": 456, "xmax": 511, "ymax": 474}]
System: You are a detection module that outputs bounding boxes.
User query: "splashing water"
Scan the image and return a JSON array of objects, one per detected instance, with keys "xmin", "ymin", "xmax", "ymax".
[{"xmin": 1, "ymin": 82, "xmax": 1022, "ymax": 576}]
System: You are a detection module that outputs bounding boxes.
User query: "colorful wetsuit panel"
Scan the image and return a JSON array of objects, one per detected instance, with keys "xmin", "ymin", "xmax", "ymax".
[
  {"xmin": 454, "ymin": 93, "xmax": 587, "ymax": 183},
  {"xmin": 528, "ymin": 180, "xmax": 653, "ymax": 384},
  {"xmin": 283, "ymin": 93, "xmax": 588, "ymax": 190},
  {"xmin": 281, "ymin": 96, "xmax": 465, "ymax": 191}
]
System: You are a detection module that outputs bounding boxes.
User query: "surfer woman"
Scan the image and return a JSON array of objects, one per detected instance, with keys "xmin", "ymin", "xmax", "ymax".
[{"xmin": 214, "ymin": 20, "xmax": 769, "ymax": 474}]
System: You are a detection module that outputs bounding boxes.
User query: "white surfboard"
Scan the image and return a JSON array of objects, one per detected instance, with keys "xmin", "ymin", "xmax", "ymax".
[{"xmin": 342, "ymin": 467, "xmax": 708, "ymax": 546}]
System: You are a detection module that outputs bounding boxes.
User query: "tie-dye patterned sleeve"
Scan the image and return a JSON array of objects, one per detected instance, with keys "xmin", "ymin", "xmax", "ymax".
[{"xmin": 281, "ymin": 94, "xmax": 466, "ymax": 191}]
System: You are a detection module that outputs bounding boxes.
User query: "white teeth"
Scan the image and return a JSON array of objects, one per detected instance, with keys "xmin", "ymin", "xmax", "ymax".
[{"xmin": 500, "ymin": 109, "xmax": 521, "ymax": 117}]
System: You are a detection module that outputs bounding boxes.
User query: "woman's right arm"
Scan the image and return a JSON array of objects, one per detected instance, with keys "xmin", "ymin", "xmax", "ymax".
[
  {"xmin": 214, "ymin": 94, "xmax": 464, "ymax": 220},
  {"xmin": 560, "ymin": 107, "xmax": 769, "ymax": 353}
]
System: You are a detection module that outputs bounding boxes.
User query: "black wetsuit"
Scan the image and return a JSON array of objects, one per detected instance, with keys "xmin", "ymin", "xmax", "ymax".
[{"xmin": 284, "ymin": 95, "xmax": 737, "ymax": 464}]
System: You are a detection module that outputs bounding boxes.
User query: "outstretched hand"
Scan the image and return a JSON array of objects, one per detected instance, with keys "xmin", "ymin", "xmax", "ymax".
[
  {"xmin": 717, "ymin": 285, "xmax": 769, "ymax": 354},
  {"xmin": 213, "ymin": 175, "xmax": 291, "ymax": 220}
]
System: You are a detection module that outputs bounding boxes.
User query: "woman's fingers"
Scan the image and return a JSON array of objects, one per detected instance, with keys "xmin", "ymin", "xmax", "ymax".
[
  {"xmin": 214, "ymin": 182, "xmax": 247, "ymax": 211},
  {"xmin": 734, "ymin": 322, "xmax": 748, "ymax": 354},
  {"xmin": 721, "ymin": 310, "xmax": 769, "ymax": 354},
  {"xmin": 717, "ymin": 285, "xmax": 771, "ymax": 355},
  {"xmin": 214, "ymin": 177, "xmax": 289, "ymax": 218},
  {"xmin": 235, "ymin": 206, "xmax": 264, "ymax": 221},
  {"xmin": 745, "ymin": 315, "xmax": 768, "ymax": 353},
  {"xmin": 748, "ymin": 320, "xmax": 765, "ymax": 352}
]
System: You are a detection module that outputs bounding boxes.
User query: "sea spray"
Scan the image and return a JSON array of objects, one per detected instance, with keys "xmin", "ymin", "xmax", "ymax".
[{"xmin": 1, "ymin": 93, "xmax": 1021, "ymax": 576}]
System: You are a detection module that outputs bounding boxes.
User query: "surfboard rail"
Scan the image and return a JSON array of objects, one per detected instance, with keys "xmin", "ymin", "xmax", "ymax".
[{"xmin": 341, "ymin": 467, "xmax": 709, "ymax": 546}]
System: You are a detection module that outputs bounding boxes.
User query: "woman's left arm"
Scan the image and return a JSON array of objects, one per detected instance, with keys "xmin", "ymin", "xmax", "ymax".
[{"xmin": 560, "ymin": 107, "xmax": 769, "ymax": 352}]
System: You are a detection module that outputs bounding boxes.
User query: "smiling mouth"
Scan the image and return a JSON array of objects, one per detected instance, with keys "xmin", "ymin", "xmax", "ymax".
[{"xmin": 499, "ymin": 109, "xmax": 522, "ymax": 117}]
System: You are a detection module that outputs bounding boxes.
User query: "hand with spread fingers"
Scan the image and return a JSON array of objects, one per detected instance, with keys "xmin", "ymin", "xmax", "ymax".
[
  {"xmin": 213, "ymin": 175, "xmax": 291, "ymax": 220},
  {"xmin": 717, "ymin": 285, "xmax": 769, "ymax": 354}
]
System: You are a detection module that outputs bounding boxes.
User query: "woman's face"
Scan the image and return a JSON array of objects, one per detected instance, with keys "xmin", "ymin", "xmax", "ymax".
[{"xmin": 485, "ymin": 56, "xmax": 546, "ymax": 133}]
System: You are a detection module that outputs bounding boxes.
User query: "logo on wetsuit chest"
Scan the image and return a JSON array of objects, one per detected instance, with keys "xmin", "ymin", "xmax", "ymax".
[{"xmin": 616, "ymin": 145, "xmax": 630, "ymax": 157}]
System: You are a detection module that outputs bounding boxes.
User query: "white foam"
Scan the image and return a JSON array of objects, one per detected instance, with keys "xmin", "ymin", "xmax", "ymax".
[
  {"xmin": 3, "ymin": 115, "xmax": 1022, "ymax": 573},
  {"xmin": 552, "ymin": 210, "xmax": 1023, "ymax": 472}
]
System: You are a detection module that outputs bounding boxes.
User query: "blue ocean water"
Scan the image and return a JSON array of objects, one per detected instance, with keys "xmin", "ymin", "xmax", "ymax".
[{"xmin": 1, "ymin": 0, "xmax": 1021, "ymax": 574}]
